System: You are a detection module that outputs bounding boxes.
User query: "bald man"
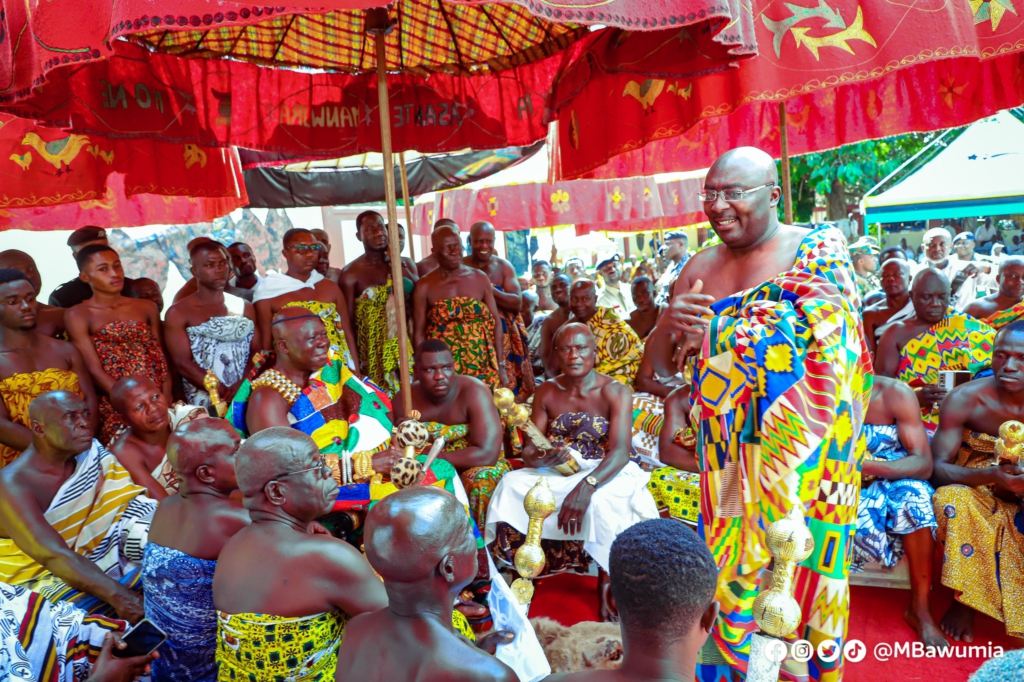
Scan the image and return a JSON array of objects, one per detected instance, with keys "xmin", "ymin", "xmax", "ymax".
[
  {"xmin": 142, "ymin": 419, "xmax": 249, "ymax": 682},
  {"xmin": 560, "ymin": 280, "xmax": 643, "ymax": 386},
  {"xmin": 862, "ymin": 258, "xmax": 913, "ymax": 355},
  {"xmin": 108, "ymin": 376, "xmax": 176, "ymax": 500},
  {"xmin": 647, "ymin": 147, "xmax": 871, "ymax": 681},
  {"xmin": 0, "ymin": 250, "xmax": 66, "ymax": 337},
  {"xmin": 413, "ymin": 225, "xmax": 507, "ymax": 390},
  {"xmin": 876, "ymin": 269, "xmax": 995, "ymax": 431},
  {"xmin": 463, "ymin": 221, "xmax": 534, "ymax": 398},
  {"xmin": 213, "ymin": 428, "xmax": 387, "ymax": 681},
  {"xmin": 965, "ymin": 256, "xmax": 1024, "ymax": 329},
  {"xmin": 337, "ymin": 486, "xmax": 516, "ymax": 682},
  {"xmin": 416, "ymin": 218, "xmax": 458, "ymax": 276},
  {"xmin": 0, "ymin": 390, "xmax": 155, "ymax": 621}
]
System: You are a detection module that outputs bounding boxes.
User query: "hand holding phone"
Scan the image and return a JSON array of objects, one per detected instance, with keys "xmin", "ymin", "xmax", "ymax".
[{"xmin": 111, "ymin": 618, "xmax": 168, "ymax": 659}]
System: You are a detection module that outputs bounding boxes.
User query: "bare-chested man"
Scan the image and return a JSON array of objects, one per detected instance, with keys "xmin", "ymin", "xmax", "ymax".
[
  {"xmin": 626, "ymin": 276, "xmax": 662, "ymax": 340},
  {"xmin": 310, "ymin": 228, "xmax": 344, "ymax": 285},
  {"xmin": 562, "ymin": 280, "xmax": 643, "ymax": 386},
  {"xmin": 48, "ymin": 226, "xmax": 138, "ymax": 309},
  {"xmin": 532, "ymin": 260, "xmax": 556, "ymax": 311},
  {"xmin": 862, "ymin": 258, "xmax": 913, "ymax": 355},
  {"xmin": 413, "ymin": 225, "xmax": 506, "ymax": 390},
  {"xmin": 64, "ymin": 245, "xmax": 170, "ymax": 445},
  {"xmin": 337, "ymin": 486, "xmax": 516, "ymax": 682},
  {"xmin": 649, "ymin": 147, "xmax": 870, "ymax": 681},
  {"xmin": 0, "ymin": 250, "xmax": 66, "ymax": 338},
  {"xmin": 394, "ymin": 223, "xmax": 421, "ymax": 283},
  {"xmin": 142, "ymin": 419, "xmax": 249, "ymax": 682},
  {"xmin": 108, "ymin": 377, "xmax": 175, "ymax": 501},
  {"xmin": 929, "ymin": 322, "xmax": 1024, "ymax": 643},
  {"xmin": 227, "ymin": 242, "xmax": 261, "ymax": 300},
  {"xmin": 0, "ymin": 269, "xmax": 97, "ymax": 468},
  {"xmin": 253, "ymin": 228, "xmax": 359, "ymax": 371},
  {"xmin": 964, "ymin": 256, "xmax": 1024, "ymax": 329},
  {"xmin": 165, "ymin": 241, "xmax": 257, "ymax": 407},
  {"xmin": 538, "ymin": 273, "xmax": 572, "ymax": 379},
  {"xmin": 172, "ymin": 238, "xmax": 257, "ymax": 305},
  {"xmin": 0, "ymin": 391, "xmax": 155, "ymax": 622},
  {"xmin": 464, "ymin": 221, "xmax": 534, "ymax": 399},
  {"xmin": 416, "ymin": 218, "xmax": 458, "ymax": 277},
  {"xmin": 213, "ymin": 427, "xmax": 388, "ymax": 680}
]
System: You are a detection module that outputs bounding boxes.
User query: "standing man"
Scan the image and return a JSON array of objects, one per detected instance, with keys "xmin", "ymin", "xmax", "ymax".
[
  {"xmin": 164, "ymin": 242, "xmax": 258, "ymax": 407},
  {"xmin": 310, "ymin": 228, "xmax": 344, "ymax": 284},
  {"xmin": 463, "ymin": 221, "xmax": 534, "ymax": 399},
  {"xmin": 654, "ymin": 232, "xmax": 689, "ymax": 305},
  {"xmin": 973, "ymin": 217, "xmax": 999, "ymax": 255},
  {"xmin": 226, "ymin": 242, "xmax": 261, "ymax": 301},
  {"xmin": 416, "ymin": 218, "xmax": 458, "ymax": 277},
  {"xmin": 595, "ymin": 255, "xmax": 634, "ymax": 318},
  {"xmin": 652, "ymin": 147, "xmax": 872, "ymax": 682},
  {"xmin": 563, "ymin": 258, "xmax": 587, "ymax": 283},
  {"xmin": 48, "ymin": 227, "xmax": 138, "ymax": 309},
  {"xmin": 852, "ymin": 247, "xmax": 880, "ymax": 302},
  {"xmin": 537, "ymin": 273, "xmax": 572, "ymax": 380},
  {"xmin": 626, "ymin": 277, "xmax": 662, "ymax": 340},
  {"xmin": 532, "ymin": 260, "xmax": 556, "ymax": 311},
  {"xmin": 0, "ymin": 250, "xmax": 66, "ymax": 338},
  {"xmin": 413, "ymin": 226, "xmax": 506, "ymax": 391},
  {"xmin": 952, "ymin": 232, "xmax": 996, "ymax": 295},
  {"xmin": 862, "ymin": 258, "xmax": 913, "ymax": 355},
  {"xmin": 560, "ymin": 280, "xmax": 643, "ymax": 386},
  {"xmin": 965, "ymin": 257, "xmax": 1024, "ymax": 328}
]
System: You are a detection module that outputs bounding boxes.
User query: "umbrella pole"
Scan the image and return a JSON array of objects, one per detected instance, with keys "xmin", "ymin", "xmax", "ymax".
[
  {"xmin": 399, "ymin": 151, "xmax": 416, "ymax": 261},
  {"xmin": 372, "ymin": 28, "xmax": 413, "ymax": 414},
  {"xmin": 779, "ymin": 102, "xmax": 794, "ymax": 225}
]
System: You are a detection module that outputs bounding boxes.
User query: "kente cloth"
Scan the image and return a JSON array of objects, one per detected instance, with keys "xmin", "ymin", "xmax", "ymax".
[
  {"xmin": 426, "ymin": 297, "xmax": 501, "ymax": 390},
  {"xmin": 0, "ymin": 369, "xmax": 82, "ymax": 468},
  {"xmin": 647, "ymin": 467, "xmax": 702, "ymax": 524},
  {"xmin": 354, "ymin": 279, "xmax": 409, "ymax": 396},
  {"xmin": 689, "ymin": 226, "xmax": 872, "ymax": 682},
  {"xmin": 896, "ymin": 311, "xmax": 995, "ymax": 430},
  {"xmin": 485, "ymin": 412, "xmax": 657, "ymax": 572},
  {"xmin": 182, "ymin": 295, "xmax": 254, "ymax": 407},
  {"xmin": 0, "ymin": 440, "xmax": 155, "ymax": 596},
  {"xmin": 933, "ymin": 430, "xmax": 1024, "ymax": 638},
  {"xmin": 281, "ymin": 300, "xmax": 355, "ymax": 372},
  {"xmin": 872, "ymin": 300, "xmax": 915, "ymax": 343},
  {"xmin": 0, "ymin": 581, "xmax": 123, "ymax": 682},
  {"xmin": 216, "ymin": 610, "xmax": 347, "ymax": 682},
  {"xmin": 91, "ymin": 320, "xmax": 169, "ymax": 445},
  {"xmin": 630, "ymin": 392, "xmax": 664, "ymax": 462},
  {"xmin": 495, "ymin": 286, "xmax": 535, "ymax": 399},
  {"xmin": 850, "ymin": 424, "xmax": 936, "ymax": 572},
  {"xmin": 250, "ymin": 269, "xmax": 323, "ymax": 304},
  {"xmin": 141, "ymin": 543, "xmax": 217, "ymax": 682},
  {"xmin": 585, "ymin": 307, "xmax": 643, "ymax": 386},
  {"xmin": 982, "ymin": 300, "xmax": 1024, "ymax": 330}
]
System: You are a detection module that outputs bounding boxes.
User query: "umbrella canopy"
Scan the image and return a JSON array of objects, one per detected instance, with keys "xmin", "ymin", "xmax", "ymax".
[
  {"xmin": 864, "ymin": 112, "xmax": 1024, "ymax": 224},
  {"xmin": 549, "ymin": 0, "xmax": 1024, "ymax": 180}
]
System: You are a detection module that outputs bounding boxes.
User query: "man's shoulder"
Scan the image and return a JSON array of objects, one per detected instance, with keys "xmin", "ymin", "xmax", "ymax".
[{"xmin": 455, "ymin": 374, "xmax": 490, "ymax": 396}]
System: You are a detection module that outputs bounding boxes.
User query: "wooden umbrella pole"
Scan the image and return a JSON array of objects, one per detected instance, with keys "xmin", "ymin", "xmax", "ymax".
[
  {"xmin": 399, "ymin": 151, "xmax": 416, "ymax": 261},
  {"xmin": 372, "ymin": 27, "xmax": 413, "ymax": 414},
  {"xmin": 779, "ymin": 101, "xmax": 794, "ymax": 225}
]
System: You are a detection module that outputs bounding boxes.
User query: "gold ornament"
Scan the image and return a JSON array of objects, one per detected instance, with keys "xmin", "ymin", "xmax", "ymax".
[
  {"xmin": 353, "ymin": 451, "xmax": 375, "ymax": 482},
  {"xmin": 995, "ymin": 420, "xmax": 1024, "ymax": 467},
  {"xmin": 492, "ymin": 389, "xmax": 578, "ymax": 476},
  {"xmin": 204, "ymin": 370, "xmax": 227, "ymax": 417},
  {"xmin": 493, "ymin": 388, "xmax": 516, "ymax": 413},
  {"xmin": 512, "ymin": 477, "xmax": 557, "ymax": 604},
  {"xmin": 250, "ymin": 370, "xmax": 302, "ymax": 405},
  {"xmin": 751, "ymin": 505, "xmax": 815, "ymax": 638},
  {"xmin": 673, "ymin": 426, "xmax": 697, "ymax": 449}
]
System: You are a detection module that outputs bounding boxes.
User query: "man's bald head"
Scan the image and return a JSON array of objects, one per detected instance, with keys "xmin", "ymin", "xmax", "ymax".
[
  {"xmin": 554, "ymin": 321, "xmax": 596, "ymax": 349},
  {"xmin": 910, "ymin": 267, "xmax": 951, "ymax": 324},
  {"xmin": 469, "ymin": 221, "xmax": 495, "ymax": 238},
  {"xmin": 568, "ymin": 280, "xmax": 599, "ymax": 322},
  {"xmin": 109, "ymin": 376, "xmax": 158, "ymax": 415},
  {"xmin": 28, "ymin": 390, "xmax": 85, "ymax": 425},
  {"xmin": 28, "ymin": 390, "xmax": 93, "ymax": 454},
  {"xmin": 707, "ymin": 147, "xmax": 779, "ymax": 186},
  {"xmin": 912, "ymin": 267, "xmax": 950, "ymax": 293},
  {"xmin": 235, "ymin": 427, "xmax": 317, "ymax": 497},
  {"xmin": 167, "ymin": 419, "xmax": 241, "ymax": 487},
  {"xmin": 0, "ymin": 250, "xmax": 41, "ymax": 292},
  {"xmin": 365, "ymin": 486, "xmax": 474, "ymax": 584}
]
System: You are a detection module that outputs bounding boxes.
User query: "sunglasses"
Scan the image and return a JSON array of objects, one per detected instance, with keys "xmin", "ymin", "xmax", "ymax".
[{"xmin": 290, "ymin": 243, "xmax": 325, "ymax": 254}]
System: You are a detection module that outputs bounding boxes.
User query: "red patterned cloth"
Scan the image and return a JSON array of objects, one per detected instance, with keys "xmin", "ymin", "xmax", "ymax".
[{"xmin": 92, "ymin": 321, "xmax": 169, "ymax": 445}]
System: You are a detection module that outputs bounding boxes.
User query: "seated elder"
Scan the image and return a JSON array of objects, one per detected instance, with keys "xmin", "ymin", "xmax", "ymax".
[
  {"xmin": 628, "ymin": 340, "xmax": 686, "ymax": 463},
  {"xmin": 109, "ymin": 376, "xmax": 177, "ymax": 500},
  {"xmin": 561, "ymin": 280, "xmax": 643, "ymax": 386},
  {"xmin": 141, "ymin": 419, "xmax": 250, "ymax": 682},
  {"xmin": 336, "ymin": 486, "xmax": 516, "ymax": 682},
  {"xmin": 213, "ymin": 428, "xmax": 388, "ymax": 681},
  {"xmin": 0, "ymin": 391, "xmax": 155, "ymax": 621},
  {"xmin": 485, "ymin": 324, "xmax": 658, "ymax": 620}
]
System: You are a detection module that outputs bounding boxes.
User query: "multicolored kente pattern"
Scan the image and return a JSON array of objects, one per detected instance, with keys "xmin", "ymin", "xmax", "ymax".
[
  {"xmin": 690, "ymin": 226, "xmax": 872, "ymax": 682},
  {"xmin": 426, "ymin": 296, "xmax": 501, "ymax": 389},
  {"xmin": 354, "ymin": 279, "xmax": 409, "ymax": 396},
  {"xmin": 982, "ymin": 300, "xmax": 1024, "ymax": 329}
]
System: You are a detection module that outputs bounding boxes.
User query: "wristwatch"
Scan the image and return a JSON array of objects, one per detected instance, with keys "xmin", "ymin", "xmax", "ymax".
[{"xmin": 584, "ymin": 475, "xmax": 599, "ymax": 488}]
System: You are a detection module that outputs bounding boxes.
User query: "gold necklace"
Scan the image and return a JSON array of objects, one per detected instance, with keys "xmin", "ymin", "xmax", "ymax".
[{"xmin": 251, "ymin": 369, "xmax": 302, "ymax": 405}]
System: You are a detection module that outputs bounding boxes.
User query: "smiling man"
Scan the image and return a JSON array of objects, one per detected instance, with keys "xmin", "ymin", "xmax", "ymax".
[
  {"xmin": 964, "ymin": 256, "xmax": 1024, "ymax": 329},
  {"xmin": 648, "ymin": 147, "xmax": 871, "ymax": 682},
  {"xmin": 532, "ymin": 260, "xmax": 556, "ymax": 312}
]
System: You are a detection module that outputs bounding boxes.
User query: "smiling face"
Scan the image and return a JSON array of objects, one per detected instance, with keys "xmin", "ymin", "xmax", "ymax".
[
  {"xmin": 469, "ymin": 223, "xmax": 496, "ymax": 262},
  {"xmin": 532, "ymin": 262, "xmax": 552, "ymax": 288},
  {"xmin": 910, "ymin": 271, "xmax": 950, "ymax": 325},
  {"xmin": 80, "ymin": 250, "xmax": 125, "ymax": 294},
  {"xmin": 953, "ymin": 238, "xmax": 975, "ymax": 261},
  {"xmin": 565, "ymin": 261, "xmax": 586, "ymax": 281},
  {"xmin": 0, "ymin": 279, "xmax": 38, "ymax": 331},
  {"xmin": 999, "ymin": 260, "xmax": 1024, "ymax": 300},
  {"xmin": 276, "ymin": 317, "xmax": 330, "ymax": 372},
  {"xmin": 701, "ymin": 148, "xmax": 781, "ymax": 248},
  {"xmin": 569, "ymin": 281, "xmax": 598, "ymax": 322},
  {"xmin": 598, "ymin": 260, "xmax": 621, "ymax": 285},
  {"xmin": 550, "ymin": 274, "xmax": 571, "ymax": 307}
]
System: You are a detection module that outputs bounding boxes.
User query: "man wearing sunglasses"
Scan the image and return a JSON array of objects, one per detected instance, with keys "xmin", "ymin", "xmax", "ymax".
[{"xmin": 646, "ymin": 147, "xmax": 871, "ymax": 682}]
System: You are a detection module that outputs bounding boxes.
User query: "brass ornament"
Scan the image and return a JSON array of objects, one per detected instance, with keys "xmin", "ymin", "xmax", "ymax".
[
  {"xmin": 493, "ymin": 389, "xmax": 578, "ymax": 475},
  {"xmin": 204, "ymin": 370, "xmax": 227, "ymax": 417},
  {"xmin": 511, "ymin": 477, "xmax": 557, "ymax": 604},
  {"xmin": 751, "ymin": 505, "xmax": 815, "ymax": 638},
  {"xmin": 995, "ymin": 420, "xmax": 1024, "ymax": 467}
]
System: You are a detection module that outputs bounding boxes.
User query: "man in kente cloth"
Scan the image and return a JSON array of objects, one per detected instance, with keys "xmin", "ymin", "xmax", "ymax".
[
  {"xmin": 558, "ymin": 280, "xmax": 643, "ymax": 386},
  {"xmin": 876, "ymin": 268, "xmax": 995, "ymax": 433},
  {"xmin": 414, "ymin": 225, "xmax": 507, "ymax": 390},
  {"xmin": 648, "ymin": 147, "xmax": 872, "ymax": 682},
  {"xmin": 64, "ymin": 245, "xmax": 170, "ymax": 446},
  {"xmin": 0, "ymin": 269, "xmax": 97, "ymax": 468},
  {"xmin": 965, "ymin": 256, "xmax": 1024, "ymax": 329},
  {"xmin": 142, "ymin": 419, "xmax": 250, "ymax": 682},
  {"xmin": 226, "ymin": 242, "xmax": 261, "ymax": 301},
  {"xmin": 0, "ymin": 250, "xmax": 67, "ymax": 338},
  {"xmin": 646, "ymin": 384, "xmax": 704, "ymax": 526},
  {"xmin": 0, "ymin": 391, "xmax": 155, "ymax": 622},
  {"xmin": 862, "ymin": 258, "xmax": 913, "ymax": 356},
  {"xmin": 339, "ymin": 210, "xmax": 414, "ymax": 396},
  {"xmin": 929, "ymin": 321, "xmax": 1024, "ymax": 643},
  {"xmin": 464, "ymin": 221, "xmax": 535, "ymax": 399},
  {"xmin": 486, "ymin": 324, "xmax": 658, "ymax": 621},
  {"xmin": 253, "ymin": 228, "xmax": 359, "ymax": 371},
  {"xmin": 537, "ymin": 273, "xmax": 572, "ymax": 380},
  {"xmin": 164, "ymin": 241, "xmax": 258, "ymax": 408},
  {"xmin": 853, "ymin": 376, "xmax": 945, "ymax": 647},
  {"xmin": 336, "ymin": 486, "xmax": 517, "ymax": 682},
  {"xmin": 108, "ymin": 377, "xmax": 177, "ymax": 500}
]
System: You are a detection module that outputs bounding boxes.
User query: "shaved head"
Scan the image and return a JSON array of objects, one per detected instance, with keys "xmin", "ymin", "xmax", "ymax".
[
  {"xmin": 109, "ymin": 376, "xmax": 158, "ymax": 415},
  {"xmin": 0, "ymin": 250, "xmax": 40, "ymax": 292},
  {"xmin": 167, "ymin": 419, "xmax": 240, "ymax": 479},
  {"xmin": 703, "ymin": 147, "xmax": 782, "ymax": 247},
  {"xmin": 28, "ymin": 390, "xmax": 84, "ymax": 424},
  {"xmin": 554, "ymin": 321, "xmax": 596, "ymax": 349},
  {"xmin": 910, "ymin": 267, "xmax": 951, "ymax": 324},
  {"xmin": 912, "ymin": 267, "xmax": 950, "ymax": 292},
  {"xmin": 235, "ymin": 427, "xmax": 317, "ymax": 497},
  {"xmin": 708, "ymin": 146, "xmax": 779, "ymax": 185},
  {"xmin": 570, "ymin": 280, "xmax": 597, "ymax": 297},
  {"xmin": 469, "ymin": 221, "xmax": 495, "ymax": 238}
]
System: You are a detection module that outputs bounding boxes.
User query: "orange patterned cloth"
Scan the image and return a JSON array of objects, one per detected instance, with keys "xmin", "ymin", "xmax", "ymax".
[
  {"xmin": 92, "ymin": 321, "xmax": 169, "ymax": 446},
  {"xmin": 0, "ymin": 369, "xmax": 82, "ymax": 467}
]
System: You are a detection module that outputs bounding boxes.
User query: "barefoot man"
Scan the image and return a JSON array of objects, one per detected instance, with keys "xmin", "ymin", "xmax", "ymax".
[
  {"xmin": 965, "ymin": 256, "xmax": 1024, "ymax": 329},
  {"xmin": 649, "ymin": 147, "xmax": 872, "ymax": 682}
]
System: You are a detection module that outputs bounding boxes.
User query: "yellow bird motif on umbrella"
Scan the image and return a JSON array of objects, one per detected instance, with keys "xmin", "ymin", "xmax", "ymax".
[
  {"xmin": 622, "ymin": 79, "xmax": 666, "ymax": 114},
  {"xmin": 9, "ymin": 152, "xmax": 32, "ymax": 170},
  {"xmin": 20, "ymin": 132, "xmax": 90, "ymax": 174}
]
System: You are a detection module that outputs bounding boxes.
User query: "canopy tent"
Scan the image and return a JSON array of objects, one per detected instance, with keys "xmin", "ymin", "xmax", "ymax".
[{"xmin": 863, "ymin": 112, "xmax": 1024, "ymax": 225}]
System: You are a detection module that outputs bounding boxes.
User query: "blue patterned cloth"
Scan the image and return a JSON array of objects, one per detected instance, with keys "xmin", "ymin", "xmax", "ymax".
[
  {"xmin": 141, "ymin": 543, "xmax": 218, "ymax": 682},
  {"xmin": 851, "ymin": 424, "xmax": 937, "ymax": 571}
]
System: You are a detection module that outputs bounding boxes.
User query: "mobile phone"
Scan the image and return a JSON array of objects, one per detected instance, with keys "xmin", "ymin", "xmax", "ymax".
[{"xmin": 111, "ymin": 618, "xmax": 168, "ymax": 658}]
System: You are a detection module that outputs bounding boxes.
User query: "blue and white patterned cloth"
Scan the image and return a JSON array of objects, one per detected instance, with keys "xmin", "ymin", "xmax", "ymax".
[
  {"xmin": 141, "ymin": 542, "xmax": 218, "ymax": 682},
  {"xmin": 851, "ymin": 423, "xmax": 937, "ymax": 571}
]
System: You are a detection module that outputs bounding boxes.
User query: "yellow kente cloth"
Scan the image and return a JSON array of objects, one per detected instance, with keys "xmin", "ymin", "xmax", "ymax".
[
  {"xmin": 0, "ymin": 440, "xmax": 155, "ymax": 590},
  {"xmin": 0, "ymin": 369, "xmax": 82, "ymax": 467},
  {"xmin": 983, "ymin": 300, "xmax": 1024, "ymax": 330},
  {"xmin": 586, "ymin": 306, "xmax": 643, "ymax": 385},
  {"xmin": 354, "ymin": 280, "xmax": 410, "ymax": 395},
  {"xmin": 216, "ymin": 610, "xmax": 348, "ymax": 681},
  {"xmin": 648, "ymin": 468, "xmax": 702, "ymax": 524},
  {"xmin": 281, "ymin": 300, "xmax": 355, "ymax": 372},
  {"xmin": 933, "ymin": 430, "xmax": 1024, "ymax": 638},
  {"xmin": 426, "ymin": 297, "xmax": 501, "ymax": 390}
]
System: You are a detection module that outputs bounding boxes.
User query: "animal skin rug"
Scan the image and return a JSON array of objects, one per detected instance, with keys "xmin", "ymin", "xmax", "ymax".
[{"xmin": 531, "ymin": 617, "xmax": 623, "ymax": 673}]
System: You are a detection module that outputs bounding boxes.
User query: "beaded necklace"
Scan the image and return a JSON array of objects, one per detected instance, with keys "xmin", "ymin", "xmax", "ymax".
[{"xmin": 250, "ymin": 369, "xmax": 302, "ymax": 405}]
